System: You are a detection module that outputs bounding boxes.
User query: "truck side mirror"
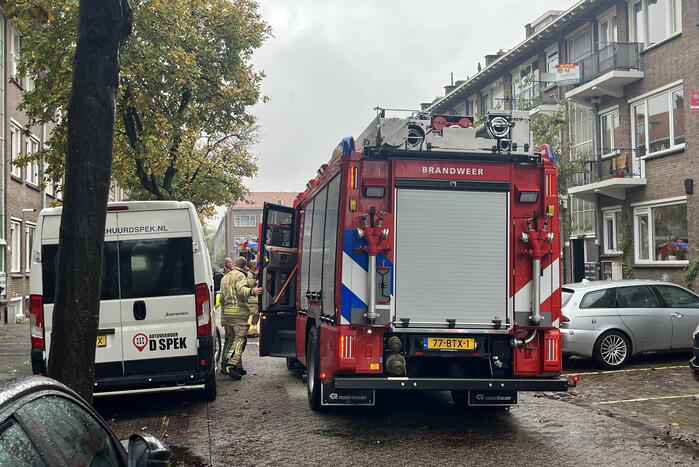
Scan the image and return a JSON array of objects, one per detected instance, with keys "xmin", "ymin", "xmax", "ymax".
[
  {"xmin": 127, "ymin": 433, "xmax": 171, "ymax": 467},
  {"xmin": 213, "ymin": 271, "xmax": 223, "ymax": 292}
]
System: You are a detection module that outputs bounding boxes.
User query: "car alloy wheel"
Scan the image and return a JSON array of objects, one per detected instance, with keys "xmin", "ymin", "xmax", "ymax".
[{"xmin": 597, "ymin": 332, "xmax": 629, "ymax": 369}]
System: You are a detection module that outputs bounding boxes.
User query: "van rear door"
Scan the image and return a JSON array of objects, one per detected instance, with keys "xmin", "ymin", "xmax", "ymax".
[
  {"xmin": 40, "ymin": 213, "xmax": 124, "ymax": 378},
  {"xmin": 117, "ymin": 209, "xmax": 199, "ymax": 376}
]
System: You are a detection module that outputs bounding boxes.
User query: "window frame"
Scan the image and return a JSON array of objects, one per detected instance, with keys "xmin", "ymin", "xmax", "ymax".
[
  {"xmin": 10, "ymin": 124, "xmax": 22, "ymax": 178},
  {"xmin": 10, "ymin": 220, "xmax": 22, "ymax": 273},
  {"xmin": 25, "ymin": 136, "xmax": 40, "ymax": 186},
  {"xmin": 544, "ymin": 46, "xmax": 559, "ymax": 90},
  {"xmin": 599, "ymin": 109, "xmax": 621, "ymax": 158},
  {"xmin": 510, "ymin": 58, "xmax": 540, "ymax": 110},
  {"xmin": 633, "ymin": 199, "xmax": 688, "ymax": 265},
  {"xmin": 631, "ymin": 85, "xmax": 684, "ymax": 159},
  {"xmin": 10, "ymin": 30, "xmax": 21, "ymax": 81},
  {"xmin": 602, "ymin": 208, "xmax": 622, "ymax": 255},
  {"xmin": 629, "ymin": 0, "xmax": 682, "ymax": 47},
  {"xmin": 25, "ymin": 222, "xmax": 35, "ymax": 273},
  {"xmin": 233, "ymin": 214, "xmax": 256, "ymax": 227},
  {"xmin": 596, "ymin": 7, "xmax": 618, "ymax": 44}
]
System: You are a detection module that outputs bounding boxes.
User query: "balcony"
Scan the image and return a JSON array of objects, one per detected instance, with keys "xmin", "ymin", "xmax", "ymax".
[
  {"xmin": 567, "ymin": 153, "xmax": 646, "ymax": 202},
  {"xmin": 565, "ymin": 42, "xmax": 644, "ymax": 103}
]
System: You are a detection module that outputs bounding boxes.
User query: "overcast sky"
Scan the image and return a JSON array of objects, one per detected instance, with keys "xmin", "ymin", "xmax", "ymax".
[{"xmin": 213, "ymin": 0, "xmax": 573, "ymax": 217}]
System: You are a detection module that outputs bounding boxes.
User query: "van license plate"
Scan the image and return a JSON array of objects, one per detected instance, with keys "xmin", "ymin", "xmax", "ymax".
[
  {"xmin": 424, "ymin": 337, "xmax": 475, "ymax": 350},
  {"xmin": 96, "ymin": 335, "xmax": 107, "ymax": 347}
]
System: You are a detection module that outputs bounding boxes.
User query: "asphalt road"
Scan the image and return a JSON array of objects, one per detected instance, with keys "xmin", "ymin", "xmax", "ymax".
[{"xmin": 94, "ymin": 340, "xmax": 699, "ymax": 466}]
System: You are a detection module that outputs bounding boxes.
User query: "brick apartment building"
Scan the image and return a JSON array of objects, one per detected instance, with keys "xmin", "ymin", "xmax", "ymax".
[
  {"xmin": 213, "ymin": 192, "xmax": 298, "ymax": 265},
  {"xmin": 423, "ymin": 0, "xmax": 696, "ymax": 285},
  {"xmin": 0, "ymin": 15, "xmax": 125, "ymax": 324}
]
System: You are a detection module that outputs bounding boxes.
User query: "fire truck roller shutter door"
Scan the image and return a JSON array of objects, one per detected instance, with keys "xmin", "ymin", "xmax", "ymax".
[{"xmin": 394, "ymin": 189, "xmax": 508, "ymax": 327}]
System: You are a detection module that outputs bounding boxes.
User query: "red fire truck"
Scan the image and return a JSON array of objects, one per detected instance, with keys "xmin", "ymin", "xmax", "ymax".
[{"xmin": 258, "ymin": 110, "xmax": 576, "ymax": 410}]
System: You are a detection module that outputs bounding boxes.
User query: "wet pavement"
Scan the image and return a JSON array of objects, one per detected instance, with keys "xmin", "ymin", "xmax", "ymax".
[
  {"xmin": 2, "ymin": 322, "xmax": 698, "ymax": 465},
  {"xmin": 94, "ymin": 341, "xmax": 699, "ymax": 466}
]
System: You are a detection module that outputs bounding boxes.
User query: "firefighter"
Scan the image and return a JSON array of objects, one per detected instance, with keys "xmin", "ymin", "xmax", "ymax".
[
  {"xmin": 246, "ymin": 259, "xmax": 260, "ymax": 338},
  {"xmin": 220, "ymin": 257, "xmax": 262, "ymax": 380}
]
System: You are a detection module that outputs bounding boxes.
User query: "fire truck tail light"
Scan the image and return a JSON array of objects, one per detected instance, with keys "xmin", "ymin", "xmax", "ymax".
[
  {"xmin": 194, "ymin": 283, "xmax": 211, "ymax": 336},
  {"xmin": 29, "ymin": 295, "xmax": 45, "ymax": 349},
  {"xmin": 349, "ymin": 198, "xmax": 358, "ymax": 212},
  {"xmin": 340, "ymin": 335, "xmax": 354, "ymax": 360},
  {"xmin": 543, "ymin": 329, "xmax": 562, "ymax": 372},
  {"xmin": 349, "ymin": 167, "xmax": 358, "ymax": 190},
  {"xmin": 518, "ymin": 191, "xmax": 539, "ymax": 203}
]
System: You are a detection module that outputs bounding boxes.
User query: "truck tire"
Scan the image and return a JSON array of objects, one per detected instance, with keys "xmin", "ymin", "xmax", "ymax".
[
  {"xmin": 200, "ymin": 368, "xmax": 217, "ymax": 402},
  {"xmin": 306, "ymin": 326, "xmax": 323, "ymax": 411},
  {"xmin": 215, "ymin": 328, "xmax": 222, "ymax": 364}
]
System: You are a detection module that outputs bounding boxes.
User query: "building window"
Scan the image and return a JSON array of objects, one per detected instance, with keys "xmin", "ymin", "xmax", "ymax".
[
  {"xmin": 634, "ymin": 201, "xmax": 688, "ymax": 263},
  {"xmin": 603, "ymin": 209, "xmax": 621, "ymax": 254},
  {"xmin": 25, "ymin": 224, "xmax": 35, "ymax": 272},
  {"xmin": 629, "ymin": 0, "xmax": 682, "ymax": 46},
  {"xmin": 597, "ymin": 9, "xmax": 618, "ymax": 44},
  {"xmin": 570, "ymin": 196, "xmax": 596, "ymax": 237},
  {"xmin": 10, "ymin": 221, "xmax": 21, "ymax": 273},
  {"xmin": 10, "ymin": 124, "xmax": 21, "ymax": 178},
  {"xmin": 511, "ymin": 60, "xmax": 539, "ymax": 109},
  {"xmin": 566, "ymin": 26, "xmax": 592, "ymax": 62},
  {"xmin": 632, "ymin": 85, "xmax": 684, "ymax": 157},
  {"xmin": 25, "ymin": 137, "xmax": 40, "ymax": 186},
  {"xmin": 275, "ymin": 199, "xmax": 283, "ymax": 205},
  {"xmin": 545, "ymin": 47, "xmax": 559, "ymax": 75},
  {"xmin": 10, "ymin": 31, "xmax": 20, "ymax": 80},
  {"xmin": 468, "ymin": 95, "xmax": 478, "ymax": 117},
  {"xmin": 233, "ymin": 214, "xmax": 256, "ymax": 227},
  {"xmin": 234, "ymin": 235, "xmax": 253, "ymax": 246},
  {"xmin": 569, "ymin": 101, "xmax": 596, "ymax": 237},
  {"xmin": 599, "ymin": 110, "xmax": 621, "ymax": 157}
]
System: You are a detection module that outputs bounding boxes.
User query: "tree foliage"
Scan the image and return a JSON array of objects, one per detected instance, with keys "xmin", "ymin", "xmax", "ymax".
[{"xmin": 8, "ymin": 0, "xmax": 270, "ymax": 216}]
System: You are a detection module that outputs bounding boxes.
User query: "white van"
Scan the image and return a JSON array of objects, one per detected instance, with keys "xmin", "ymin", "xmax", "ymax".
[{"xmin": 28, "ymin": 201, "xmax": 220, "ymax": 400}]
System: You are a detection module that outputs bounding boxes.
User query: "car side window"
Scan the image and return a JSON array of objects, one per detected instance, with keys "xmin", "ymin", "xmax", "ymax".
[
  {"xmin": 616, "ymin": 286, "xmax": 659, "ymax": 308},
  {"xmin": 20, "ymin": 395, "xmax": 122, "ymax": 467},
  {"xmin": 580, "ymin": 288, "xmax": 617, "ymax": 309},
  {"xmin": 654, "ymin": 285, "xmax": 699, "ymax": 308},
  {"xmin": 0, "ymin": 420, "xmax": 47, "ymax": 467}
]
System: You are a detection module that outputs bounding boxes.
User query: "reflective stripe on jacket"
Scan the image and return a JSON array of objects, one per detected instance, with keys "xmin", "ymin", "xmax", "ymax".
[{"xmin": 220, "ymin": 268, "xmax": 252, "ymax": 317}]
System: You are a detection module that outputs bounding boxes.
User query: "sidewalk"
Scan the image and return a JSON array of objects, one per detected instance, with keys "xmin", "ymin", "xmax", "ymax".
[{"xmin": 0, "ymin": 320, "xmax": 31, "ymax": 381}]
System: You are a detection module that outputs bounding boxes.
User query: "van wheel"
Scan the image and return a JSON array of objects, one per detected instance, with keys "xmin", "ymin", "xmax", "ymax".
[
  {"xmin": 306, "ymin": 327, "xmax": 323, "ymax": 411},
  {"xmin": 594, "ymin": 331, "xmax": 631, "ymax": 370},
  {"xmin": 201, "ymin": 369, "xmax": 217, "ymax": 401}
]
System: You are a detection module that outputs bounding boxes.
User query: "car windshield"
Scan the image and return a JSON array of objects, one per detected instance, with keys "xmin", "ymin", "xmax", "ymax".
[{"xmin": 562, "ymin": 288, "xmax": 574, "ymax": 307}]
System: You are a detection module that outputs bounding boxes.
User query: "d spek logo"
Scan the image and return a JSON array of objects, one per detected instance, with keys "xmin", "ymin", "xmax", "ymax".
[{"xmin": 133, "ymin": 333, "xmax": 148, "ymax": 352}]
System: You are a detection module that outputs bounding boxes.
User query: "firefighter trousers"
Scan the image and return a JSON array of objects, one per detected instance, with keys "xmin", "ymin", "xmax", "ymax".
[{"xmin": 223, "ymin": 314, "xmax": 249, "ymax": 370}]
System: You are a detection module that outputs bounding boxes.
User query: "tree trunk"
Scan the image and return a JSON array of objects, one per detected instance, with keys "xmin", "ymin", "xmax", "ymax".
[{"xmin": 48, "ymin": 0, "xmax": 132, "ymax": 403}]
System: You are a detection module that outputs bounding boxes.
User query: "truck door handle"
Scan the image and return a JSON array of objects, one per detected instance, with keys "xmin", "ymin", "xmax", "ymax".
[
  {"xmin": 133, "ymin": 301, "xmax": 147, "ymax": 321},
  {"xmin": 670, "ymin": 312, "xmax": 683, "ymax": 318}
]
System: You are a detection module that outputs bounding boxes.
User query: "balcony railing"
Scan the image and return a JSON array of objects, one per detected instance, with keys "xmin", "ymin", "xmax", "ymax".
[
  {"xmin": 569, "ymin": 153, "xmax": 642, "ymax": 188},
  {"xmin": 577, "ymin": 42, "xmax": 643, "ymax": 86}
]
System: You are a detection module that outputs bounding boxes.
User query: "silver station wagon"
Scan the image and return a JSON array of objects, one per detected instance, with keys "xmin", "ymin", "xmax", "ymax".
[{"xmin": 561, "ymin": 280, "xmax": 699, "ymax": 369}]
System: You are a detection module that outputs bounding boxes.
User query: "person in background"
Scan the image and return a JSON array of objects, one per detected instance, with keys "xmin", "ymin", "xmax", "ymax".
[
  {"xmin": 247, "ymin": 259, "xmax": 260, "ymax": 338},
  {"xmin": 220, "ymin": 257, "xmax": 262, "ymax": 380}
]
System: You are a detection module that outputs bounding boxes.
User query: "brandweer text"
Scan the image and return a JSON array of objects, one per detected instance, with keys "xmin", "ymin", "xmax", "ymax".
[{"xmin": 422, "ymin": 166, "xmax": 485, "ymax": 175}]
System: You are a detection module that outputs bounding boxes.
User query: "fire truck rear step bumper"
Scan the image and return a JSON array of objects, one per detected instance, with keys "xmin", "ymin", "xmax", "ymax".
[{"xmin": 333, "ymin": 376, "xmax": 571, "ymax": 392}]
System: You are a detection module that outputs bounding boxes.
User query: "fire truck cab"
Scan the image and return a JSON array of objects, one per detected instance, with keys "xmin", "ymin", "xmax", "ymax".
[{"xmin": 258, "ymin": 110, "xmax": 574, "ymax": 410}]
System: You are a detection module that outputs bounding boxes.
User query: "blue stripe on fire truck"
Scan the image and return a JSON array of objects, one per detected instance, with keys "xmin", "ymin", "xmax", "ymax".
[{"xmin": 340, "ymin": 229, "xmax": 394, "ymax": 324}]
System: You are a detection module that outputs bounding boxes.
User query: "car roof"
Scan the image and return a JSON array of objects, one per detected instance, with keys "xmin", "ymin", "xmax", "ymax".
[
  {"xmin": 562, "ymin": 279, "xmax": 687, "ymax": 293},
  {"xmin": 0, "ymin": 376, "xmax": 77, "ymax": 411}
]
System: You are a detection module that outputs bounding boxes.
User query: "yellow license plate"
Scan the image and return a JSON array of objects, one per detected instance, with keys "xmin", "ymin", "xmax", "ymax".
[
  {"xmin": 424, "ymin": 337, "xmax": 475, "ymax": 350},
  {"xmin": 96, "ymin": 335, "xmax": 107, "ymax": 347}
]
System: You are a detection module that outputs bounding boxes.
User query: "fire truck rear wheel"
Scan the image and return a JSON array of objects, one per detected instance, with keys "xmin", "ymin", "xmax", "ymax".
[{"xmin": 307, "ymin": 326, "xmax": 323, "ymax": 411}]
